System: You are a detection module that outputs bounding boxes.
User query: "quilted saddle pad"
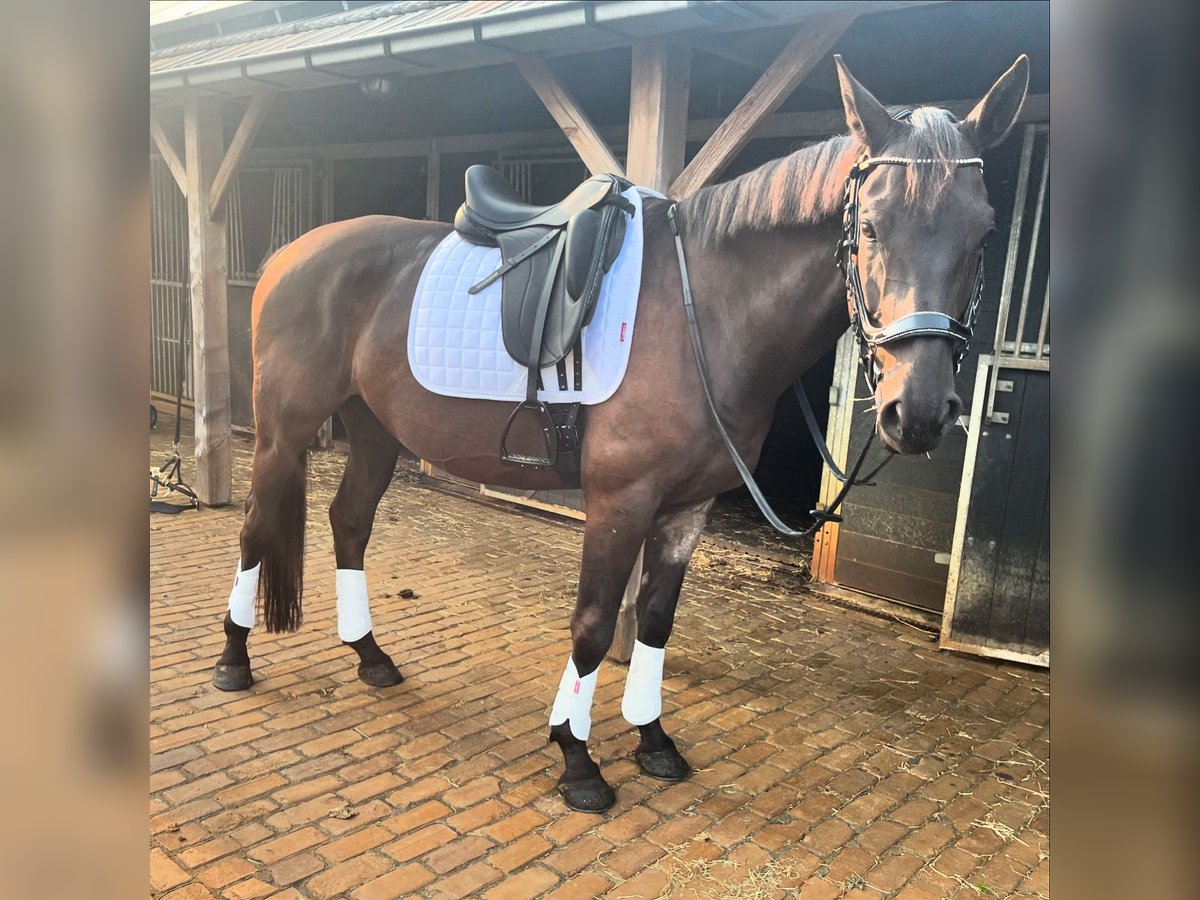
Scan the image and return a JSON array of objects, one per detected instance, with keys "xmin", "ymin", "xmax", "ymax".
[{"xmin": 408, "ymin": 186, "xmax": 651, "ymax": 405}]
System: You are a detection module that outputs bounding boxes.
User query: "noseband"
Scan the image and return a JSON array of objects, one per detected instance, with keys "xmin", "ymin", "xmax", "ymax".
[{"xmin": 838, "ymin": 153, "xmax": 986, "ymax": 392}]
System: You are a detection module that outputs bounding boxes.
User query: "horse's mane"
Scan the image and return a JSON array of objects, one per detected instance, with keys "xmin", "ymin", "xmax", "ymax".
[{"xmin": 680, "ymin": 107, "xmax": 971, "ymax": 246}]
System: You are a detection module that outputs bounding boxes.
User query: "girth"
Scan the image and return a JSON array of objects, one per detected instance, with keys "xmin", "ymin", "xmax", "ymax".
[{"xmin": 452, "ymin": 165, "xmax": 634, "ymax": 471}]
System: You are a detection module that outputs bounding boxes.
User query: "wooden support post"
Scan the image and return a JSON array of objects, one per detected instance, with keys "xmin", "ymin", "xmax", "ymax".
[
  {"xmin": 627, "ymin": 40, "xmax": 691, "ymax": 192},
  {"xmin": 425, "ymin": 138, "xmax": 440, "ymax": 221},
  {"xmin": 669, "ymin": 10, "xmax": 857, "ymax": 197},
  {"xmin": 514, "ymin": 53, "xmax": 625, "ymax": 177},
  {"xmin": 150, "ymin": 111, "xmax": 187, "ymax": 195},
  {"xmin": 610, "ymin": 40, "xmax": 691, "ymax": 662},
  {"xmin": 610, "ymin": 544, "xmax": 644, "ymax": 664},
  {"xmin": 184, "ymin": 96, "xmax": 233, "ymax": 506},
  {"xmin": 209, "ymin": 92, "xmax": 274, "ymax": 217}
]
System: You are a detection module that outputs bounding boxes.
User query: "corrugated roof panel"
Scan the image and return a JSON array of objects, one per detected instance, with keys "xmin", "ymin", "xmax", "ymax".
[
  {"xmin": 149, "ymin": 0, "xmax": 891, "ymax": 96},
  {"xmin": 150, "ymin": 1, "xmax": 526, "ymax": 72}
]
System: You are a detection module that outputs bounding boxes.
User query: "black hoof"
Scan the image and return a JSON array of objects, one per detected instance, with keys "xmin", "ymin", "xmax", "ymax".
[
  {"xmin": 358, "ymin": 660, "xmax": 403, "ymax": 687},
  {"xmin": 212, "ymin": 663, "xmax": 253, "ymax": 692},
  {"xmin": 636, "ymin": 746, "xmax": 692, "ymax": 781},
  {"xmin": 557, "ymin": 776, "xmax": 615, "ymax": 813}
]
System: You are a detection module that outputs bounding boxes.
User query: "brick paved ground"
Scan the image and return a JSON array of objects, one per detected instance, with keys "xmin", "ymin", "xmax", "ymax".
[{"xmin": 150, "ymin": 412, "xmax": 1049, "ymax": 899}]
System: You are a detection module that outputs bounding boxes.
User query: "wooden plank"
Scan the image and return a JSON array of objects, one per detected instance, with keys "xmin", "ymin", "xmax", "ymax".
[
  {"xmin": 841, "ymin": 481, "xmax": 958, "ymax": 525},
  {"xmin": 833, "ymin": 557, "xmax": 946, "ymax": 613},
  {"xmin": 209, "ymin": 92, "xmax": 274, "ymax": 218},
  {"xmin": 626, "ymin": 40, "xmax": 690, "ymax": 192},
  {"xmin": 184, "ymin": 96, "xmax": 233, "ymax": 506},
  {"xmin": 839, "ymin": 503, "xmax": 954, "ymax": 553},
  {"xmin": 836, "ymin": 531, "xmax": 950, "ymax": 585},
  {"xmin": 150, "ymin": 111, "xmax": 187, "ymax": 195},
  {"xmin": 425, "ymin": 138, "xmax": 440, "ymax": 221},
  {"xmin": 513, "ymin": 53, "xmax": 625, "ymax": 177},
  {"xmin": 669, "ymin": 10, "xmax": 857, "ymax": 198},
  {"xmin": 812, "ymin": 331, "xmax": 858, "ymax": 584}
]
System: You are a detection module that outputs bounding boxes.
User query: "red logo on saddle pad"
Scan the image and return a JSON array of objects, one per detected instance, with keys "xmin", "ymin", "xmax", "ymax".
[
  {"xmin": 620, "ymin": 322, "xmax": 627, "ymax": 342},
  {"xmin": 573, "ymin": 679, "xmax": 581, "ymax": 695}
]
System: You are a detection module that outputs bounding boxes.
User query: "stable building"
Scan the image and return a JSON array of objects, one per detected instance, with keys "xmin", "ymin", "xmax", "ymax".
[{"xmin": 150, "ymin": 0, "xmax": 1049, "ymax": 664}]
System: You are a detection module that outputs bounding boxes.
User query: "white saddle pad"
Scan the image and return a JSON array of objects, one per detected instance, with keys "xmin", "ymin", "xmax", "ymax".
[{"xmin": 408, "ymin": 186, "xmax": 652, "ymax": 405}]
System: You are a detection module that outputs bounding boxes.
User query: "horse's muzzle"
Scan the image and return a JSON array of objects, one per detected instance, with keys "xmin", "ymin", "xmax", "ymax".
[{"xmin": 878, "ymin": 394, "xmax": 962, "ymax": 455}]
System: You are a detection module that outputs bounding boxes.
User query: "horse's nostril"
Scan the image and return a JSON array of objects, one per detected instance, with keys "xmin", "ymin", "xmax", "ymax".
[
  {"xmin": 943, "ymin": 395, "xmax": 963, "ymax": 431},
  {"xmin": 880, "ymin": 400, "xmax": 903, "ymax": 437}
]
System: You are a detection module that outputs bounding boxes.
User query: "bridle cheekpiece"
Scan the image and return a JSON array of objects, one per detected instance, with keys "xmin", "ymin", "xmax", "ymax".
[{"xmin": 838, "ymin": 150, "xmax": 987, "ymax": 392}]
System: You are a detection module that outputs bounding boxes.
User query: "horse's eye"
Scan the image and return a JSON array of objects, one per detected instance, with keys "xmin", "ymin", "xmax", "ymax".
[{"xmin": 860, "ymin": 220, "xmax": 877, "ymax": 240}]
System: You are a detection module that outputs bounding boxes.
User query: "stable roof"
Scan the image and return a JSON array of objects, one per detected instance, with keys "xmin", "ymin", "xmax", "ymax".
[{"xmin": 150, "ymin": 0, "xmax": 935, "ymax": 100}]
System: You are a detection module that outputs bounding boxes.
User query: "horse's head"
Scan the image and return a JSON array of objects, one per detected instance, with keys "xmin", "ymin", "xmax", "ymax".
[{"xmin": 834, "ymin": 55, "xmax": 1029, "ymax": 454}]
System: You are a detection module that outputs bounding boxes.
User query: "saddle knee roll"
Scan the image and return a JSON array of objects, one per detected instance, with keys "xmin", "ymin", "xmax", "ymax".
[{"xmin": 565, "ymin": 206, "xmax": 627, "ymax": 309}]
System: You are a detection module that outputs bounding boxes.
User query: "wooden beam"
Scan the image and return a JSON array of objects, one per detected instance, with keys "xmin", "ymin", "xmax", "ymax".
[
  {"xmin": 670, "ymin": 10, "xmax": 858, "ymax": 198},
  {"xmin": 513, "ymin": 53, "xmax": 624, "ymax": 177},
  {"xmin": 626, "ymin": 40, "xmax": 691, "ymax": 192},
  {"xmin": 425, "ymin": 138, "xmax": 440, "ymax": 221},
  {"xmin": 209, "ymin": 92, "xmax": 274, "ymax": 218},
  {"xmin": 245, "ymin": 94, "xmax": 1048, "ymax": 164},
  {"xmin": 184, "ymin": 96, "xmax": 233, "ymax": 506},
  {"xmin": 150, "ymin": 111, "xmax": 187, "ymax": 195}
]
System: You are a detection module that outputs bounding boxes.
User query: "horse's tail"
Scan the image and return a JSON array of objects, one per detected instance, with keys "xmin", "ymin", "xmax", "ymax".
[{"xmin": 260, "ymin": 448, "xmax": 307, "ymax": 633}]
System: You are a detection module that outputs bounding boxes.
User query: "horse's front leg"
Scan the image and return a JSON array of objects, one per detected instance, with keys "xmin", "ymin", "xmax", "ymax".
[
  {"xmin": 548, "ymin": 485, "xmax": 658, "ymax": 813},
  {"xmin": 623, "ymin": 499, "xmax": 713, "ymax": 781}
]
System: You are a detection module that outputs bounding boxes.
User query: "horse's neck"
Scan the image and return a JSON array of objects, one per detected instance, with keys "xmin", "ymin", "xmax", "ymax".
[{"xmin": 683, "ymin": 219, "xmax": 849, "ymax": 407}]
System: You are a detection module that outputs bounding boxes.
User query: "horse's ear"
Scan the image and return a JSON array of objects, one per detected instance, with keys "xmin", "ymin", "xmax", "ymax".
[
  {"xmin": 960, "ymin": 55, "xmax": 1030, "ymax": 150},
  {"xmin": 834, "ymin": 54, "xmax": 900, "ymax": 153}
]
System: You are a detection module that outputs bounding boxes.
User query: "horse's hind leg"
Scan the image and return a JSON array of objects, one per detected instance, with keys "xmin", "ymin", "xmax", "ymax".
[
  {"xmin": 213, "ymin": 415, "xmax": 320, "ymax": 691},
  {"xmin": 328, "ymin": 396, "xmax": 404, "ymax": 687},
  {"xmin": 548, "ymin": 484, "xmax": 658, "ymax": 812},
  {"xmin": 623, "ymin": 499, "xmax": 713, "ymax": 781}
]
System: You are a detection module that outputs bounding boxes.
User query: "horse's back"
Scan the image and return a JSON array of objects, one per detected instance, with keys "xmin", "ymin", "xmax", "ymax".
[{"xmin": 253, "ymin": 216, "xmax": 449, "ymax": 336}]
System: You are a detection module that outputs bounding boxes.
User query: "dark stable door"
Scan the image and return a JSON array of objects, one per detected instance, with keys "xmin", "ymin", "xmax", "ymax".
[{"xmin": 943, "ymin": 366, "xmax": 1049, "ymax": 663}]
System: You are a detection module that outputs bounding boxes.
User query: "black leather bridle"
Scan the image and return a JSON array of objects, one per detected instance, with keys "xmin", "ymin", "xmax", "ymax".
[
  {"xmin": 839, "ymin": 151, "xmax": 986, "ymax": 392},
  {"xmin": 666, "ymin": 148, "xmax": 987, "ymax": 538}
]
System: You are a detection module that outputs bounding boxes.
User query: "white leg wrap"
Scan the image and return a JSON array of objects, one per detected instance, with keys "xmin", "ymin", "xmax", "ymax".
[
  {"xmin": 227, "ymin": 561, "xmax": 259, "ymax": 629},
  {"xmin": 336, "ymin": 569, "xmax": 372, "ymax": 643},
  {"xmin": 548, "ymin": 656, "xmax": 599, "ymax": 741},
  {"xmin": 622, "ymin": 640, "xmax": 665, "ymax": 726}
]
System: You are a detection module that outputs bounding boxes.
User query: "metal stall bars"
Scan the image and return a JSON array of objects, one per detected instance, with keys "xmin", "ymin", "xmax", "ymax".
[
  {"xmin": 224, "ymin": 162, "xmax": 313, "ymax": 433},
  {"xmin": 151, "ymin": 156, "xmax": 192, "ymax": 403},
  {"xmin": 941, "ymin": 124, "xmax": 1050, "ymax": 666}
]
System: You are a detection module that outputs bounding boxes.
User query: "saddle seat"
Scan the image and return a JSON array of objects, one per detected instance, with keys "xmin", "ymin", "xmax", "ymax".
[
  {"xmin": 450, "ymin": 165, "xmax": 634, "ymax": 470},
  {"xmin": 457, "ymin": 164, "xmax": 623, "ymax": 232}
]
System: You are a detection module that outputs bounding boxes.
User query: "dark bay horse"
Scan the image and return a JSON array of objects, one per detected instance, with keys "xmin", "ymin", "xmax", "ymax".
[{"xmin": 212, "ymin": 56, "xmax": 1029, "ymax": 812}]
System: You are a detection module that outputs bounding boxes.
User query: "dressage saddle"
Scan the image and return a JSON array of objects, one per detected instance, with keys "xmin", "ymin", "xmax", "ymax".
[{"xmin": 453, "ymin": 165, "xmax": 633, "ymax": 471}]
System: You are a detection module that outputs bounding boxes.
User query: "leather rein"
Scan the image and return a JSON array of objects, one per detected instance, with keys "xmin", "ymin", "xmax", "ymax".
[{"xmin": 666, "ymin": 150, "xmax": 985, "ymax": 538}]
